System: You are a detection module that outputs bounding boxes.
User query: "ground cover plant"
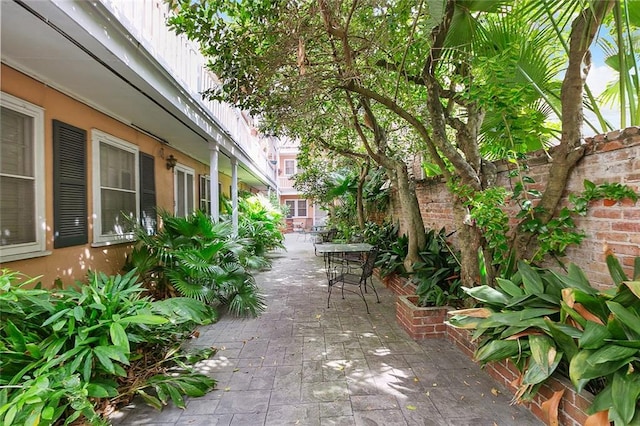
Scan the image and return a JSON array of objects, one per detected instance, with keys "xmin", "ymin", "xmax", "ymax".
[
  {"xmin": 127, "ymin": 210, "xmax": 266, "ymax": 317},
  {"xmin": 0, "ymin": 269, "xmax": 217, "ymax": 425},
  {"xmin": 448, "ymin": 253, "xmax": 640, "ymax": 425}
]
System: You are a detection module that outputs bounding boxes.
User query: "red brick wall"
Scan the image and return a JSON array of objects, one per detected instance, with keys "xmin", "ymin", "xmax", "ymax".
[
  {"xmin": 392, "ymin": 126, "xmax": 640, "ymax": 289},
  {"xmin": 446, "ymin": 327, "xmax": 593, "ymax": 426}
]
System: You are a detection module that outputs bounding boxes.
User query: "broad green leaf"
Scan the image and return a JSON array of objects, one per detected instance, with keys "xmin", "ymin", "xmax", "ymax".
[
  {"xmin": 607, "ymin": 254, "xmax": 628, "ymax": 285},
  {"xmin": 463, "ymin": 285, "xmax": 510, "ymax": 306},
  {"xmin": 166, "ymin": 384, "xmax": 186, "ymax": 408},
  {"xmin": 5, "ymin": 320, "xmax": 26, "ymax": 352},
  {"xmin": 570, "ymin": 349, "xmax": 635, "ymax": 392},
  {"xmin": 588, "ymin": 345, "xmax": 638, "ymax": 365},
  {"xmin": 523, "ymin": 336, "xmax": 562, "ymax": 385},
  {"xmin": 611, "ymin": 370, "xmax": 640, "ymax": 424},
  {"xmin": 119, "ymin": 314, "xmax": 168, "ymax": 325},
  {"xmin": 41, "ymin": 308, "xmax": 71, "ymax": 327},
  {"xmin": 495, "ymin": 278, "xmax": 523, "ymax": 297},
  {"xmin": 475, "ymin": 340, "xmax": 523, "ymax": 363},
  {"xmin": 137, "ymin": 389, "xmax": 162, "ymax": 410},
  {"xmin": 518, "ymin": 261, "xmax": 544, "ymax": 294},
  {"xmin": 110, "ymin": 322, "xmax": 130, "ymax": 353},
  {"xmin": 606, "ymin": 301, "xmax": 640, "ymax": 339},
  {"xmin": 87, "ymin": 382, "xmax": 118, "ymax": 398},
  {"xmin": 579, "ymin": 322, "xmax": 612, "ymax": 350},
  {"xmin": 73, "ymin": 306, "xmax": 84, "ymax": 321},
  {"xmin": 546, "ymin": 319, "xmax": 579, "ymax": 361},
  {"xmin": 587, "ymin": 383, "xmax": 612, "ymax": 414},
  {"xmin": 93, "ymin": 347, "xmax": 116, "ymax": 374}
]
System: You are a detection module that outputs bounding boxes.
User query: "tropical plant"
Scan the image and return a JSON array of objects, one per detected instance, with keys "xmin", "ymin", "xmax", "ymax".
[
  {"xmin": 411, "ymin": 228, "xmax": 465, "ymax": 308},
  {"xmin": 235, "ymin": 193, "xmax": 285, "ymax": 258},
  {"xmin": 375, "ymin": 234, "xmax": 409, "ymax": 278},
  {"xmin": 0, "ymin": 269, "xmax": 217, "ymax": 425},
  {"xmin": 127, "ymin": 210, "xmax": 266, "ymax": 317},
  {"xmin": 448, "ymin": 253, "xmax": 640, "ymax": 425}
]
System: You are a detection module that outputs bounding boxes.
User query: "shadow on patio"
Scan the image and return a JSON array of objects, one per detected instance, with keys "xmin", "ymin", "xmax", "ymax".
[{"xmin": 112, "ymin": 234, "xmax": 542, "ymax": 426}]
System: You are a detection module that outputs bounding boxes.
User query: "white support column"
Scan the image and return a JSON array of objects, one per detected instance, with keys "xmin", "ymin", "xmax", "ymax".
[
  {"xmin": 209, "ymin": 142, "xmax": 220, "ymax": 222},
  {"xmin": 231, "ymin": 157, "xmax": 239, "ymax": 234}
]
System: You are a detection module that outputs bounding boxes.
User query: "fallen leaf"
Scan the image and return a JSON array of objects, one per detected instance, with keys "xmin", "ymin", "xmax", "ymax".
[
  {"xmin": 413, "ymin": 377, "xmax": 419, "ymax": 382},
  {"xmin": 432, "ymin": 383, "xmax": 438, "ymax": 387},
  {"xmin": 490, "ymin": 388, "xmax": 500, "ymax": 396},
  {"xmin": 584, "ymin": 410, "xmax": 610, "ymax": 426},
  {"xmin": 463, "ymin": 381, "xmax": 470, "ymax": 386},
  {"xmin": 316, "ymin": 314, "xmax": 322, "ymax": 319},
  {"xmin": 406, "ymin": 405, "xmax": 417, "ymax": 411},
  {"xmin": 541, "ymin": 389, "xmax": 564, "ymax": 426},
  {"xmin": 224, "ymin": 387, "xmax": 231, "ymax": 392},
  {"xmin": 233, "ymin": 368, "xmax": 239, "ymax": 372},
  {"xmin": 425, "ymin": 391, "xmax": 430, "ymax": 396}
]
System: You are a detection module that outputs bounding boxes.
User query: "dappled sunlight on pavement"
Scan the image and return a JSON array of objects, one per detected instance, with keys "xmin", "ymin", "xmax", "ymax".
[{"xmin": 113, "ymin": 233, "xmax": 542, "ymax": 426}]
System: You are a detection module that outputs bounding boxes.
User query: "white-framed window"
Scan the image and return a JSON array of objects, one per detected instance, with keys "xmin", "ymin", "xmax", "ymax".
[
  {"xmin": 285, "ymin": 200, "xmax": 295, "ymax": 218},
  {"xmin": 174, "ymin": 164, "xmax": 195, "ymax": 217},
  {"xmin": 0, "ymin": 93, "xmax": 46, "ymax": 261},
  {"xmin": 91, "ymin": 129, "xmax": 139, "ymax": 245},
  {"xmin": 284, "ymin": 199, "xmax": 307, "ymax": 218},
  {"xmin": 297, "ymin": 199, "xmax": 307, "ymax": 217},
  {"xmin": 199, "ymin": 175, "xmax": 211, "ymax": 214},
  {"xmin": 284, "ymin": 159, "xmax": 296, "ymax": 176}
]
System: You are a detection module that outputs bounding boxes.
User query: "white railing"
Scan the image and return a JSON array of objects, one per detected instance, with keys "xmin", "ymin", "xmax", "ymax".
[{"xmin": 99, "ymin": 0, "xmax": 269, "ymax": 174}]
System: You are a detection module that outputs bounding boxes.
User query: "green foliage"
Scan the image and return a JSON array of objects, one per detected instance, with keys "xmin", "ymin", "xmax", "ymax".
[
  {"xmin": 375, "ymin": 234, "xmax": 409, "ymax": 278},
  {"xmin": 236, "ymin": 193, "xmax": 285, "ymax": 258},
  {"xmin": 0, "ymin": 269, "xmax": 216, "ymax": 425},
  {"xmin": 128, "ymin": 210, "xmax": 266, "ymax": 317},
  {"xmin": 578, "ymin": 180, "xmax": 639, "ymax": 204},
  {"xmin": 411, "ymin": 228, "xmax": 465, "ymax": 308},
  {"xmin": 448, "ymin": 255, "xmax": 640, "ymax": 424},
  {"xmin": 363, "ymin": 221, "xmax": 399, "ymax": 251}
]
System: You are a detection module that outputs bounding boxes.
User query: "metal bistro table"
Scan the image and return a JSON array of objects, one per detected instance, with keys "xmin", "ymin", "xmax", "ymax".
[{"xmin": 315, "ymin": 242, "xmax": 373, "ymax": 285}]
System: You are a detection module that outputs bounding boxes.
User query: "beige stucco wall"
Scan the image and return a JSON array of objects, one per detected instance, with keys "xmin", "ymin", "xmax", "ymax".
[{"xmin": 0, "ymin": 65, "xmax": 207, "ymax": 287}]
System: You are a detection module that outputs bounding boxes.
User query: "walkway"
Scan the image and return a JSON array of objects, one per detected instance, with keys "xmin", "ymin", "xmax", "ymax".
[{"xmin": 112, "ymin": 234, "xmax": 542, "ymax": 425}]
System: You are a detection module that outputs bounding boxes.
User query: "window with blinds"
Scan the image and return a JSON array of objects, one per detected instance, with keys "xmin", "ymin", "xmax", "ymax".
[
  {"xmin": 91, "ymin": 129, "xmax": 139, "ymax": 244},
  {"xmin": 0, "ymin": 93, "xmax": 45, "ymax": 260}
]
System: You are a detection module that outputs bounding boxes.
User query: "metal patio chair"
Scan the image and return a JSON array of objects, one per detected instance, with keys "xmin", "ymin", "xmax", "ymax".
[{"xmin": 328, "ymin": 247, "xmax": 380, "ymax": 314}]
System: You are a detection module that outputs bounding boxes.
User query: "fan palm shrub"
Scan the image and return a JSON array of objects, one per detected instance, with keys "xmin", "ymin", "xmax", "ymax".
[
  {"xmin": 236, "ymin": 193, "xmax": 285, "ymax": 259},
  {"xmin": 127, "ymin": 210, "xmax": 266, "ymax": 317}
]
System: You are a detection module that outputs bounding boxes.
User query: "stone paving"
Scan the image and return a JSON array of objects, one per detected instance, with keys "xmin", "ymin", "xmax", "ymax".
[{"xmin": 112, "ymin": 234, "xmax": 542, "ymax": 426}]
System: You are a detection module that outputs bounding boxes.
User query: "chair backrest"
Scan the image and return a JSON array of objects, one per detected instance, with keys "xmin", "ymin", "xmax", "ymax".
[
  {"xmin": 361, "ymin": 247, "xmax": 379, "ymax": 280},
  {"xmin": 325, "ymin": 228, "xmax": 338, "ymax": 242}
]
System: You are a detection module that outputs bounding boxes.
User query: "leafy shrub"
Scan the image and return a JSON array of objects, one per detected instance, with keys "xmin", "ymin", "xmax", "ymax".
[
  {"xmin": 411, "ymin": 228, "xmax": 465, "ymax": 307},
  {"xmin": 235, "ymin": 193, "xmax": 285, "ymax": 258},
  {"xmin": 375, "ymin": 233, "xmax": 409, "ymax": 278},
  {"xmin": 448, "ymin": 254, "xmax": 640, "ymax": 425},
  {"xmin": 0, "ymin": 269, "xmax": 217, "ymax": 425},
  {"xmin": 128, "ymin": 210, "xmax": 266, "ymax": 317}
]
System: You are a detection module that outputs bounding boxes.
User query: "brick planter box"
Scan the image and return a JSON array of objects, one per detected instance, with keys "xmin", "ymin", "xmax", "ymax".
[
  {"xmin": 396, "ymin": 295, "xmax": 450, "ymax": 339},
  {"xmin": 446, "ymin": 326, "xmax": 594, "ymax": 426},
  {"xmin": 374, "ymin": 269, "xmax": 415, "ymax": 296}
]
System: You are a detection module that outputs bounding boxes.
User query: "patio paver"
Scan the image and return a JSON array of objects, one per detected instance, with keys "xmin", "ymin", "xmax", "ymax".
[{"xmin": 112, "ymin": 234, "xmax": 542, "ymax": 426}]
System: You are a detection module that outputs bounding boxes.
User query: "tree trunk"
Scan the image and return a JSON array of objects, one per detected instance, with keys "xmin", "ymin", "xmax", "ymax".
[
  {"xmin": 452, "ymin": 197, "xmax": 483, "ymax": 287},
  {"xmin": 512, "ymin": 0, "xmax": 614, "ymax": 260},
  {"xmin": 392, "ymin": 161, "xmax": 426, "ymax": 272}
]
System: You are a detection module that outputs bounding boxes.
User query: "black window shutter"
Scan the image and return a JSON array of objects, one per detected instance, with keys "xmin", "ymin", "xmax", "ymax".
[
  {"xmin": 139, "ymin": 152, "xmax": 157, "ymax": 234},
  {"xmin": 53, "ymin": 120, "xmax": 88, "ymax": 248}
]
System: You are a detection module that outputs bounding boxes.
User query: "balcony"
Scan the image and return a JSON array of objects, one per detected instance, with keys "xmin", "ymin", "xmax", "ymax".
[{"xmin": 99, "ymin": 0, "xmax": 271, "ymax": 178}]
